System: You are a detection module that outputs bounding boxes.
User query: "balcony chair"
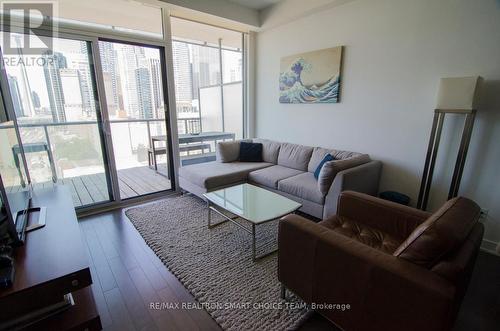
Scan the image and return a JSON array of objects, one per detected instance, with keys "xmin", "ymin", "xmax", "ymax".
[{"xmin": 278, "ymin": 191, "xmax": 484, "ymax": 331}]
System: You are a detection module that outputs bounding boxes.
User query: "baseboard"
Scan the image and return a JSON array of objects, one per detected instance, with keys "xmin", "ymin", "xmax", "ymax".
[{"xmin": 480, "ymin": 239, "xmax": 499, "ymax": 256}]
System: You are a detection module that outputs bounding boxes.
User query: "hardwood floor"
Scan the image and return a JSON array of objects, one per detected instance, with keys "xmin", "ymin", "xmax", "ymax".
[
  {"xmin": 79, "ymin": 203, "xmax": 500, "ymax": 331},
  {"xmin": 79, "ymin": 208, "xmax": 220, "ymax": 331}
]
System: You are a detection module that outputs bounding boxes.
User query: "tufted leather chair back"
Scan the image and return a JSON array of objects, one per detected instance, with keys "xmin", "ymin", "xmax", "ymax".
[{"xmin": 393, "ymin": 197, "xmax": 481, "ymax": 269}]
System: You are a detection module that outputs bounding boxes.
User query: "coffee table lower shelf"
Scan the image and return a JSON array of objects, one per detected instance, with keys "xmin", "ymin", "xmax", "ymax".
[{"xmin": 207, "ymin": 201, "xmax": 292, "ymax": 261}]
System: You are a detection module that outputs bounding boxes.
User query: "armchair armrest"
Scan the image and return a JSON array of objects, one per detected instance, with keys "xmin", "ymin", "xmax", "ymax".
[
  {"xmin": 323, "ymin": 161, "xmax": 382, "ymax": 219},
  {"xmin": 337, "ymin": 191, "xmax": 431, "ymax": 240},
  {"xmin": 278, "ymin": 214, "xmax": 455, "ymax": 331}
]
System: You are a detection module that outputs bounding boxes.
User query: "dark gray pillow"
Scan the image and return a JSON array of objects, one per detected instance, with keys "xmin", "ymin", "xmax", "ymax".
[{"xmin": 317, "ymin": 154, "xmax": 370, "ymax": 194}]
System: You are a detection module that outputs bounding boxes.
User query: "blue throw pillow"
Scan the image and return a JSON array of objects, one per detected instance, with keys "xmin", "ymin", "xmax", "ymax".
[
  {"xmin": 239, "ymin": 142, "xmax": 263, "ymax": 162},
  {"xmin": 314, "ymin": 154, "xmax": 335, "ymax": 179}
]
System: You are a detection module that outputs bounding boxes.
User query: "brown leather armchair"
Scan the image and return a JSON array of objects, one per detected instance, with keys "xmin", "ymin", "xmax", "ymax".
[{"xmin": 278, "ymin": 191, "xmax": 484, "ymax": 331}]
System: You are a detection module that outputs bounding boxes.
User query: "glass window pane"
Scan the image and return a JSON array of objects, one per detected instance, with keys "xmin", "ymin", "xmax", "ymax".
[
  {"xmin": 99, "ymin": 41, "xmax": 171, "ymax": 198},
  {"xmin": 222, "ymin": 50, "xmax": 242, "ymax": 83},
  {"xmin": 2, "ymin": 34, "xmax": 111, "ymax": 207},
  {"xmin": 223, "ymin": 83, "xmax": 243, "ymax": 139},
  {"xmin": 171, "ymin": 18, "xmax": 244, "ymax": 166}
]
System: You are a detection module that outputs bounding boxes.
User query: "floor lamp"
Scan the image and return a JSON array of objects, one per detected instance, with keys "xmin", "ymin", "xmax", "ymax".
[{"xmin": 417, "ymin": 76, "xmax": 481, "ymax": 211}]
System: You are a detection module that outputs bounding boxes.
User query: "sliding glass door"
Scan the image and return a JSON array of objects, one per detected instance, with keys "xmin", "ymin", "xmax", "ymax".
[
  {"xmin": 1, "ymin": 33, "xmax": 113, "ymax": 207},
  {"xmin": 98, "ymin": 40, "xmax": 172, "ymax": 199},
  {"xmin": 0, "ymin": 31, "xmax": 175, "ymax": 208}
]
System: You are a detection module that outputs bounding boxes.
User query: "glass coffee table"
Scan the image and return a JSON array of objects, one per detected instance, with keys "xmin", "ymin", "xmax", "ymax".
[{"xmin": 204, "ymin": 183, "xmax": 302, "ymax": 261}]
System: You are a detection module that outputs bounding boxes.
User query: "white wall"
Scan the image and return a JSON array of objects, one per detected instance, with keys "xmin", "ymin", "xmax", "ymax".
[{"xmin": 255, "ymin": 0, "xmax": 500, "ymax": 247}]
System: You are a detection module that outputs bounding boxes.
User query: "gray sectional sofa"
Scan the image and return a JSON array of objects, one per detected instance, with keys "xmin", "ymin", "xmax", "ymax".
[{"xmin": 179, "ymin": 138, "xmax": 382, "ymax": 219}]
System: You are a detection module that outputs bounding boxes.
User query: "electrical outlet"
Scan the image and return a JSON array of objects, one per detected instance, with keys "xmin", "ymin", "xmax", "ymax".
[{"xmin": 480, "ymin": 209, "xmax": 489, "ymax": 220}]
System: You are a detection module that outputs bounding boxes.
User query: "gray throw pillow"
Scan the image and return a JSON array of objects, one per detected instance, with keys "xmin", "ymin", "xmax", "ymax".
[
  {"xmin": 216, "ymin": 141, "xmax": 240, "ymax": 163},
  {"xmin": 317, "ymin": 154, "xmax": 370, "ymax": 194}
]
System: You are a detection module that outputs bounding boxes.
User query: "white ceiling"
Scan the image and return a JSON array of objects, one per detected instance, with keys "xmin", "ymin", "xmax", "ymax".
[{"xmin": 227, "ymin": 0, "xmax": 283, "ymax": 10}]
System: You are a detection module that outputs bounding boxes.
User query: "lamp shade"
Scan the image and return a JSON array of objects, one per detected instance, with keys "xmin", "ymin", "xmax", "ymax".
[{"xmin": 436, "ymin": 76, "xmax": 481, "ymax": 110}]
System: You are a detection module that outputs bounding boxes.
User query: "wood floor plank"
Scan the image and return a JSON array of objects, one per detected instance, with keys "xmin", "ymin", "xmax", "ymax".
[
  {"xmin": 98, "ymin": 214, "xmax": 140, "ymax": 270},
  {"xmin": 128, "ymin": 267, "xmax": 182, "ymax": 331},
  {"xmin": 60, "ymin": 178, "xmax": 82, "ymax": 207},
  {"xmin": 108, "ymin": 256, "xmax": 158, "ymax": 331},
  {"xmin": 71, "ymin": 177, "xmax": 94, "ymax": 206},
  {"xmin": 81, "ymin": 220, "xmax": 117, "ymax": 292},
  {"xmin": 103, "ymin": 288, "xmax": 136, "ymax": 331},
  {"xmin": 117, "ymin": 171, "xmax": 152, "ymax": 196}
]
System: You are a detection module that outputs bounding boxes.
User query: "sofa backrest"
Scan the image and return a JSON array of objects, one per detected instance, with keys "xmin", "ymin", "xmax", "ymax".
[
  {"xmin": 393, "ymin": 197, "xmax": 481, "ymax": 269},
  {"xmin": 216, "ymin": 139, "xmax": 250, "ymax": 163},
  {"xmin": 252, "ymin": 138, "xmax": 281, "ymax": 164},
  {"xmin": 277, "ymin": 142, "xmax": 314, "ymax": 171},
  {"xmin": 308, "ymin": 147, "xmax": 365, "ymax": 172}
]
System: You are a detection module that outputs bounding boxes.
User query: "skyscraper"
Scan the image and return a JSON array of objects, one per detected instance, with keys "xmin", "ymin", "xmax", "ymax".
[
  {"xmin": 7, "ymin": 75, "xmax": 24, "ymax": 117},
  {"xmin": 148, "ymin": 58, "xmax": 163, "ymax": 117},
  {"xmin": 135, "ymin": 67, "xmax": 153, "ymax": 119},
  {"xmin": 172, "ymin": 42, "xmax": 193, "ymax": 104},
  {"xmin": 43, "ymin": 51, "xmax": 67, "ymax": 122},
  {"xmin": 99, "ymin": 42, "xmax": 120, "ymax": 113}
]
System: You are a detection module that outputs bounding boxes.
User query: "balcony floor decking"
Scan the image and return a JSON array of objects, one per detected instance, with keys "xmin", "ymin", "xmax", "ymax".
[{"xmin": 6, "ymin": 166, "xmax": 171, "ymax": 208}]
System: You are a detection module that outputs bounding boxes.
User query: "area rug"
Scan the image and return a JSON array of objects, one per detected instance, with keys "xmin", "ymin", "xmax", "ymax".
[{"xmin": 125, "ymin": 195, "xmax": 309, "ymax": 331}]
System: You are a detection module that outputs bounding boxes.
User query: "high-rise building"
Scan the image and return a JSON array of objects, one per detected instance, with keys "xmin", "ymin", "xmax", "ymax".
[
  {"xmin": 60, "ymin": 68, "xmax": 84, "ymax": 121},
  {"xmin": 172, "ymin": 42, "xmax": 193, "ymax": 104},
  {"xmin": 43, "ymin": 51, "xmax": 67, "ymax": 122},
  {"xmin": 7, "ymin": 75, "xmax": 24, "ymax": 117},
  {"xmin": 135, "ymin": 67, "xmax": 153, "ymax": 119},
  {"xmin": 99, "ymin": 42, "xmax": 120, "ymax": 113},
  {"xmin": 148, "ymin": 58, "xmax": 163, "ymax": 118},
  {"xmin": 116, "ymin": 44, "xmax": 146, "ymax": 118}
]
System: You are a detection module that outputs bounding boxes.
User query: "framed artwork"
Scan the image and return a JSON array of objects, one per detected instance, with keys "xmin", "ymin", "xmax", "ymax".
[{"xmin": 279, "ymin": 46, "xmax": 343, "ymax": 104}]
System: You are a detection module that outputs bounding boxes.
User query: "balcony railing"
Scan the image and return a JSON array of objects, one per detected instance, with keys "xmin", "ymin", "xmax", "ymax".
[{"xmin": 0, "ymin": 117, "xmax": 202, "ymax": 184}]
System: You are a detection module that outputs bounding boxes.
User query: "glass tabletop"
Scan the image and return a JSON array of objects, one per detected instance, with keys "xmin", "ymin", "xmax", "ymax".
[{"xmin": 204, "ymin": 183, "xmax": 302, "ymax": 224}]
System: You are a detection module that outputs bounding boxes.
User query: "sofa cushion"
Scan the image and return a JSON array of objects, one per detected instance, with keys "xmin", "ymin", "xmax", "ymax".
[
  {"xmin": 216, "ymin": 141, "xmax": 240, "ymax": 163},
  {"xmin": 308, "ymin": 147, "xmax": 364, "ymax": 172},
  {"xmin": 252, "ymin": 138, "xmax": 281, "ymax": 164},
  {"xmin": 394, "ymin": 197, "xmax": 481, "ymax": 268},
  {"xmin": 278, "ymin": 172, "xmax": 324, "ymax": 204},
  {"xmin": 317, "ymin": 154, "xmax": 371, "ymax": 194},
  {"xmin": 248, "ymin": 165, "xmax": 304, "ymax": 189},
  {"xmin": 320, "ymin": 216, "xmax": 403, "ymax": 254},
  {"xmin": 277, "ymin": 143, "xmax": 314, "ymax": 171},
  {"xmin": 239, "ymin": 142, "xmax": 263, "ymax": 162},
  {"xmin": 179, "ymin": 161, "xmax": 272, "ymax": 190},
  {"xmin": 314, "ymin": 153, "xmax": 334, "ymax": 179}
]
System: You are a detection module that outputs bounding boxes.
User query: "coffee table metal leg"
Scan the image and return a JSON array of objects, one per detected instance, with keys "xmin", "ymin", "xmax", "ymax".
[
  {"xmin": 252, "ymin": 224, "xmax": 256, "ymax": 261},
  {"xmin": 207, "ymin": 202, "xmax": 230, "ymax": 228},
  {"xmin": 252, "ymin": 222, "xmax": 278, "ymax": 261},
  {"xmin": 207, "ymin": 201, "xmax": 211, "ymax": 228}
]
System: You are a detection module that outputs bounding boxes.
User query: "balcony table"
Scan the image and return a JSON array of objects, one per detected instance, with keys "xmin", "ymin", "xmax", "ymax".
[{"xmin": 149, "ymin": 131, "xmax": 236, "ymax": 171}]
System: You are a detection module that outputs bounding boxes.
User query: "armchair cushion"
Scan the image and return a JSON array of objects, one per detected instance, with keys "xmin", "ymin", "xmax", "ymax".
[
  {"xmin": 337, "ymin": 191, "xmax": 430, "ymax": 240},
  {"xmin": 320, "ymin": 215, "xmax": 402, "ymax": 254},
  {"xmin": 394, "ymin": 197, "xmax": 481, "ymax": 268}
]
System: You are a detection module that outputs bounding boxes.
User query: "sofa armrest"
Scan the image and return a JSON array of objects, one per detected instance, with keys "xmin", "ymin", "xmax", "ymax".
[
  {"xmin": 323, "ymin": 160, "xmax": 382, "ymax": 219},
  {"xmin": 336, "ymin": 191, "xmax": 431, "ymax": 240},
  {"xmin": 278, "ymin": 214, "xmax": 455, "ymax": 331}
]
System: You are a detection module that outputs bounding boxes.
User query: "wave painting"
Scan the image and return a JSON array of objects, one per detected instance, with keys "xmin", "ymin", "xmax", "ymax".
[{"xmin": 279, "ymin": 46, "xmax": 343, "ymax": 104}]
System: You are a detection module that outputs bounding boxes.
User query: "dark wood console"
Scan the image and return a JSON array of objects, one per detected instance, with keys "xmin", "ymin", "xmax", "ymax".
[{"xmin": 0, "ymin": 186, "xmax": 101, "ymax": 330}]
